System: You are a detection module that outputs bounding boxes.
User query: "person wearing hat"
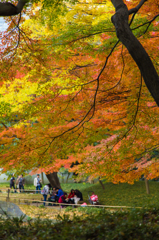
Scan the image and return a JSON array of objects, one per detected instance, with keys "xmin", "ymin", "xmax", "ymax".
[{"xmin": 34, "ymin": 174, "xmax": 42, "ymax": 193}]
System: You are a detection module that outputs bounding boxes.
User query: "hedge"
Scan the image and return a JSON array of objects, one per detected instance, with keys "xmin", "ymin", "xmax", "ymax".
[{"xmin": 1, "ymin": 207, "xmax": 159, "ymax": 239}]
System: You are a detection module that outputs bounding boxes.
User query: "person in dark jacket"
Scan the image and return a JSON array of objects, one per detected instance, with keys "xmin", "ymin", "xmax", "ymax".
[
  {"xmin": 18, "ymin": 174, "xmax": 25, "ymax": 193},
  {"xmin": 48, "ymin": 187, "xmax": 56, "ymax": 202},
  {"xmin": 10, "ymin": 174, "xmax": 16, "ymax": 192},
  {"xmin": 75, "ymin": 189, "xmax": 83, "ymax": 201},
  {"xmin": 71, "ymin": 189, "xmax": 83, "ymax": 205}
]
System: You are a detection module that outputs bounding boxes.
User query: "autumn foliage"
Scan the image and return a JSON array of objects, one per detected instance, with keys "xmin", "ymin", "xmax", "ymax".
[{"xmin": 0, "ymin": 0, "xmax": 158, "ymax": 183}]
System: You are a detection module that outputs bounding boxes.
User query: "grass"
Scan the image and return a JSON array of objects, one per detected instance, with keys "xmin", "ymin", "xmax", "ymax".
[
  {"xmin": 2, "ymin": 181, "xmax": 159, "ymax": 239},
  {"xmin": 1, "ymin": 180, "xmax": 159, "ymax": 207},
  {"xmin": 81, "ymin": 180, "xmax": 159, "ymax": 207},
  {"xmin": 60, "ymin": 180, "xmax": 159, "ymax": 208}
]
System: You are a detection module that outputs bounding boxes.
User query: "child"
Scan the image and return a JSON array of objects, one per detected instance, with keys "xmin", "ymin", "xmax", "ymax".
[{"xmin": 89, "ymin": 192, "xmax": 98, "ymax": 205}]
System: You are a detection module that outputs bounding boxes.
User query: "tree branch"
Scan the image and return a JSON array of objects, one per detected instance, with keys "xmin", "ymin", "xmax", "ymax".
[
  {"xmin": 128, "ymin": 0, "xmax": 148, "ymax": 15},
  {"xmin": 0, "ymin": 0, "xmax": 28, "ymax": 16},
  {"xmin": 1, "ymin": 122, "xmax": 8, "ymax": 129},
  {"xmin": 111, "ymin": 0, "xmax": 159, "ymax": 106}
]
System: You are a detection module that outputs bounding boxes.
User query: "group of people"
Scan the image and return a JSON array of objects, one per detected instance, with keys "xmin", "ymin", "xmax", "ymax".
[
  {"xmin": 42, "ymin": 184, "xmax": 83, "ymax": 206},
  {"xmin": 52, "ymin": 188, "xmax": 83, "ymax": 204},
  {"xmin": 33, "ymin": 174, "xmax": 84, "ymax": 206},
  {"xmin": 34, "ymin": 174, "xmax": 84, "ymax": 206},
  {"xmin": 10, "ymin": 174, "xmax": 25, "ymax": 192},
  {"xmin": 10, "ymin": 173, "xmax": 84, "ymax": 207},
  {"xmin": 10, "ymin": 173, "xmax": 99, "ymax": 207}
]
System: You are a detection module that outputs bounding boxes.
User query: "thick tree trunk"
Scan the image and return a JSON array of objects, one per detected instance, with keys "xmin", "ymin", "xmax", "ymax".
[
  {"xmin": 111, "ymin": 0, "xmax": 159, "ymax": 106},
  {"xmin": 46, "ymin": 172, "xmax": 61, "ymax": 189}
]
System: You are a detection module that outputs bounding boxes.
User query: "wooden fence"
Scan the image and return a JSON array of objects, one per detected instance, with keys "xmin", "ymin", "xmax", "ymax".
[{"xmin": 0, "ymin": 188, "xmax": 142, "ymax": 210}]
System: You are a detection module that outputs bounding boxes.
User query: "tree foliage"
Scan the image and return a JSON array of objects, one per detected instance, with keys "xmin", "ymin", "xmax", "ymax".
[{"xmin": 0, "ymin": 0, "xmax": 158, "ymax": 183}]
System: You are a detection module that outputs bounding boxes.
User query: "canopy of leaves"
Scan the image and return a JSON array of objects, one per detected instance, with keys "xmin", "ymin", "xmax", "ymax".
[{"xmin": 0, "ymin": 0, "xmax": 158, "ymax": 183}]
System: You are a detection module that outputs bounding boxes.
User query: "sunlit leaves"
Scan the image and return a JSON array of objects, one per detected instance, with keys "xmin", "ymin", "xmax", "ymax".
[{"xmin": 0, "ymin": 0, "xmax": 158, "ymax": 183}]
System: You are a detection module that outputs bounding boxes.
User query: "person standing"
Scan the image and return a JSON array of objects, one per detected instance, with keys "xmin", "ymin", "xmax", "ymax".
[
  {"xmin": 18, "ymin": 174, "xmax": 25, "ymax": 193},
  {"xmin": 41, "ymin": 184, "xmax": 49, "ymax": 206},
  {"xmin": 10, "ymin": 174, "xmax": 15, "ymax": 192},
  {"xmin": 34, "ymin": 174, "xmax": 42, "ymax": 193},
  {"xmin": 16, "ymin": 175, "xmax": 20, "ymax": 190}
]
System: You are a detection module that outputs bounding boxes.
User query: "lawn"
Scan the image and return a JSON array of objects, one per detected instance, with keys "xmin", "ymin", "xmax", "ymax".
[
  {"xmin": 1, "ymin": 180, "xmax": 159, "ymax": 220},
  {"xmin": 1, "ymin": 180, "xmax": 159, "ymax": 207},
  {"xmin": 82, "ymin": 180, "xmax": 159, "ymax": 207}
]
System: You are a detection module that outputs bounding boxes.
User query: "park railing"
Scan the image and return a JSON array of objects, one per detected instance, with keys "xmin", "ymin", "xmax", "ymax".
[
  {"xmin": 0, "ymin": 188, "xmax": 40, "ymax": 193},
  {"xmin": 0, "ymin": 188, "xmax": 142, "ymax": 210}
]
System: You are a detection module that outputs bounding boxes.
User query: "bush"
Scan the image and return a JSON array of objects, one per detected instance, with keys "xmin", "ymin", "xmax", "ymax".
[
  {"xmin": 1, "ymin": 207, "xmax": 159, "ymax": 239},
  {"xmin": 39, "ymin": 204, "xmax": 45, "ymax": 208}
]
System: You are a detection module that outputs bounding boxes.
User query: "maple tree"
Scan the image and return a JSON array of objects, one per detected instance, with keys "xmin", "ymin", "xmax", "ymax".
[{"xmin": 0, "ymin": 0, "xmax": 158, "ymax": 187}]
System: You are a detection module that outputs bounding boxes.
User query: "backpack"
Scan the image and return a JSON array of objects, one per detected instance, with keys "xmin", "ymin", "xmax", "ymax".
[{"xmin": 41, "ymin": 186, "xmax": 48, "ymax": 195}]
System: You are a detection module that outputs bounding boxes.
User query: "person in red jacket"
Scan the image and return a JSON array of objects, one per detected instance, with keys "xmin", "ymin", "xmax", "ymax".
[
  {"xmin": 67, "ymin": 189, "xmax": 75, "ymax": 204},
  {"xmin": 68, "ymin": 189, "xmax": 75, "ymax": 198},
  {"xmin": 58, "ymin": 192, "xmax": 68, "ymax": 204}
]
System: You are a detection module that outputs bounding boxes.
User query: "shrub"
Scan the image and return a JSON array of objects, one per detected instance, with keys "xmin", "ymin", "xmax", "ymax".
[{"xmin": 1, "ymin": 207, "xmax": 159, "ymax": 239}]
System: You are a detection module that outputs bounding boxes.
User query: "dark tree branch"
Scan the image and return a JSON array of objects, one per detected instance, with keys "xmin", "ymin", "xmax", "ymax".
[
  {"xmin": 128, "ymin": 0, "xmax": 148, "ymax": 15},
  {"xmin": 131, "ymin": 14, "xmax": 159, "ymax": 32},
  {"xmin": 41, "ymin": 39, "xmax": 120, "ymax": 155},
  {"xmin": 1, "ymin": 122, "xmax": 8, "ymax": 129},
  {"xmin": 0, "ymin": 0, "xmax": 28, "ymax": 16},
  {"xmin": 111, "ymin": 0, "xmax": 159, "ymax": 106}
]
